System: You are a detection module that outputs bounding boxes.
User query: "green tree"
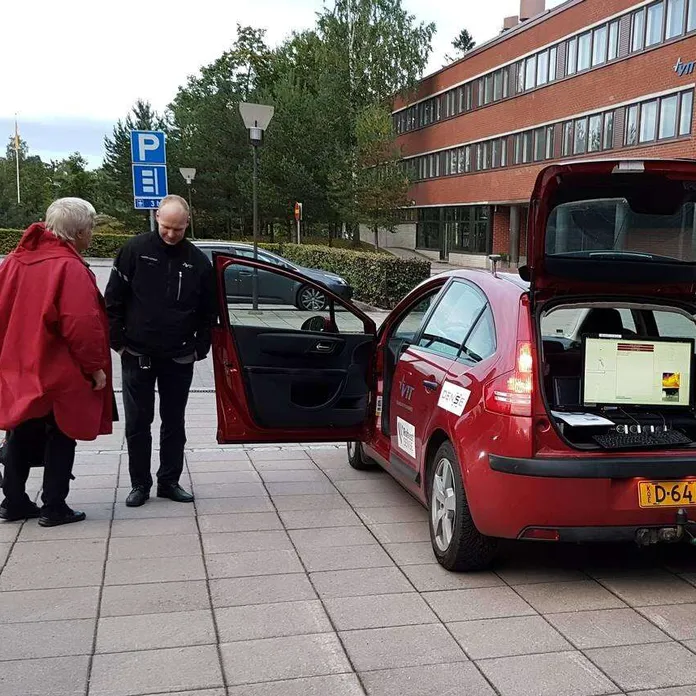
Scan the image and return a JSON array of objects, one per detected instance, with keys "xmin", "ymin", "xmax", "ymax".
[
  {"xmin": 50, "ymin": 153, "xmax": 96, "ymax": 202},
  {"xmin": 452, "ymin": 28, "xmax": 476, "ymax": 54}
]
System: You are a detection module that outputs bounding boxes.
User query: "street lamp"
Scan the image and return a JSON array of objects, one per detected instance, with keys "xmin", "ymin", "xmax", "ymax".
[
  {"xmin": 179, "ymin": 167, "xmax": 196, "ymax": 239},
  {"xmin": 239, "ymin": 102, "xmax": 275, "ymax": 311}
]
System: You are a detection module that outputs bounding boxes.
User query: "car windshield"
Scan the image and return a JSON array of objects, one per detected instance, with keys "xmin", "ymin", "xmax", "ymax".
[{"xmin": 545, "ymin": 197, "xmax": 696, "ymax": 263}]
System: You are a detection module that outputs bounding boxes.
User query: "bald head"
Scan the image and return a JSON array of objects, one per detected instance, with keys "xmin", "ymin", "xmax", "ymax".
[{"xmin": 156, "ymin": 195, "xmax": 189, "ymax": 245}]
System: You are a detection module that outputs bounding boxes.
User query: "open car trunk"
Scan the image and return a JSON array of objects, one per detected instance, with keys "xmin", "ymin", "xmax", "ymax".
[{"xmin": 538, "ymin": 300, "xmax": 696, "ymax": 451}]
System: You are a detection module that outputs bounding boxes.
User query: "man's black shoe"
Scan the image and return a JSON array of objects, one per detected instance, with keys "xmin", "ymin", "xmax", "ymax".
[
  {"xmin": 126, "ymin": 487, "xmax": 150, "ymax": 507},
  {"xmin": 38, "ymin": 508, "xmax": 86, "ymax": 527},
  {"xmin": 0, "ymin": 501, "xmax": 41, "ymax": 522},
  {"xmin": 157, "ymin": 483, "xmax": 194, "ymax": 503}
]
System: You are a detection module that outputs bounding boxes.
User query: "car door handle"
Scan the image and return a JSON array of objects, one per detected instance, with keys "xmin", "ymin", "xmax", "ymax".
[
  {"xmin": 314, "ymin": 342, "xmax": 335, "ymax": 353},
  {"xmin": 423, "ymin": 379, "xmax": 438, "ymax": 392}
]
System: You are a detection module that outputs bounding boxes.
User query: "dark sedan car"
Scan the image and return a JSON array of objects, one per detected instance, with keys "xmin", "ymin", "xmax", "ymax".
[{"xmin": 194, "ymin": 241, "xmax": 353, "ymax": 310}]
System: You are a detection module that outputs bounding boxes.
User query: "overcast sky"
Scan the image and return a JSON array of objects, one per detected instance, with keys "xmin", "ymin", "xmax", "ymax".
[{"xmin": 1, "ymin": 0, "xmax": 564, "ymax": 167}]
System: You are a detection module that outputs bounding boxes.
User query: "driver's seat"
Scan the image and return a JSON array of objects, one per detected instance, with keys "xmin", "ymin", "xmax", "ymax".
[{"xmin": 577, "ymin": 308, "xmax": 625, "ymax": 337}]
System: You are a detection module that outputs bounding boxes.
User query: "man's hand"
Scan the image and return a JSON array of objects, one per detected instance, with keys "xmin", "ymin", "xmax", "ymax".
[{"xmin": 92, "ymin": 369, "xmax": 107, "ymax": 391}]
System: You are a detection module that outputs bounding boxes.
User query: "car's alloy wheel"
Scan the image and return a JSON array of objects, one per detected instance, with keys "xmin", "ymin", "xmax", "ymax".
[
  {"xmin": 347, "ymin": 441, "xmax": 378, "ymax": 470},
  {"xmin": 427, "ymin": 441, "xmax": 498, "ymax": 571},
  {"xmin": 298, "ymin": 286, "xmax": 328, "ymax": 311}
]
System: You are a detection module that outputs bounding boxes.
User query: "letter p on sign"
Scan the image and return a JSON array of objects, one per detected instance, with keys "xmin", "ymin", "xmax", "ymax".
[{"xmin": 138, "ymin": 134, "xmax": 160, "ymax": 161}]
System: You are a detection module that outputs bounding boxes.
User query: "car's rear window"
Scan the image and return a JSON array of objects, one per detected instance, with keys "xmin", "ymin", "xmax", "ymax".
[{"xmin": 546, "ymin": 197, "xmax": 696, "ymax": 262}]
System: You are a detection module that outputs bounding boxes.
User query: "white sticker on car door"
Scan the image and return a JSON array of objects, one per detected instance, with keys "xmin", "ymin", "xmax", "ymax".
[
  {"xmin": 396, "ymin": 417, "xmax": 416, "ymax": 458},
  {"xmin": 438, "ymin": 382, "xmax": 471, "ymax": 416}
]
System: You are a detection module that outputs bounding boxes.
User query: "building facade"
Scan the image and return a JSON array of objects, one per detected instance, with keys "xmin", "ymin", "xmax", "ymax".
[{"xmin": 373, "ymin": 0, "xmax": 696, "ymax": 266}]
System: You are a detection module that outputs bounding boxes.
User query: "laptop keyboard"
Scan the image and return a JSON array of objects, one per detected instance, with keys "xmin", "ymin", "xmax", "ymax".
[{"xmin": 593, "ymin": 429, "xmax": 693, "ymax": 450}]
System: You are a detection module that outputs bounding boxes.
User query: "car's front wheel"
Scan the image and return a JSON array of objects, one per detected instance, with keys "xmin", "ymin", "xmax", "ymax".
[
  {"xmin": 297, "ymin": 285, "xmax": 328, "ymax": 311},
  {"xmin": 428, "ymin": 441, "xmax": 498, "ymax": 571},
  {"xmin": 347, "ymin": 442, "xmax": 378, "ymax": 470}
]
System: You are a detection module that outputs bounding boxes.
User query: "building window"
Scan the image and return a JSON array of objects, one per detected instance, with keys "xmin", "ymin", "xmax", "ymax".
[
  {"xmin": 592, "ymin": 25, "xmax": 608, "ymax": 66},
  {"xmin": 640, "ymin": 100, "xmax": 658, "ymax": 142},
  {"xmin": 534, "ymin": 128, "xmax": 545, "ymax": 161},
  {"xmin": 680, "ymin": 91, "xmax": 694, "ymax": 135},
  {"xmin": 465, "ymin": 145, "xmax": 472, "ymax": 172},
  {"xmin": 577, "ymin": 32, "xmax": 592, "ymax": 71},
  {"xmin": 465, "ymin": 84, "xmax": 472, "ymax": 111},
  {"xmin": 500, "ymin": 138, "xmax": 508, "ymax": 166},
  {"xmin": 523, "ymin": 132, "xmax": 533, "ymax": 163},
  {"xmin": 485, "ymin": 75, "xmax": 494, "ymax": 104},
  {"xmin": 689, "ymin": 0, "xmax": 696, "ymax": 31},
  {"xmin": 632, "ymin": 8, "xmax": 646, "ymax": 51},
  {"xmin": 608, "ymin": 20, "xmax": 620, "ymax": 60},
  {"xmin": 516, "ymin": 61, "xmax": 526, "ymax": 93},
  {"xmin": 646, "ymin": 1, "xmax": 665, "ymax": 46},
  {"xmin": 563, "ymin": 121, "xmax": 573, "ymax": 156},
  {"xmin": 603, "ymin": 111, "xmax": 615, "ymax": 149},
  {"xmin": 545, "ymin": 125, "xmax": 555, "ymax": 159},
  {"xmin": 626, "ymin": 105, "xmax": 639, "ymax": 145},
  {"xmin": 537, "ymin": 50, "xmax": 549, "ymax": 86},
  {"xmin": 549, "ymin": 46, "xmax": 558, "ymax": 81},
  {"xmin": 492, "ymin": 140, "xmax": 500, "ymax": 168},
  {"xmin": 482, "ymin": 142, "xmax": 490, "ymax": 170},
  {"xmin": 566, "ymin": 37, "xmax": 578, "ymax": 75},
  {"xmin": 574, "ymin": 117, "xmax": 588, "ymax": 154},
  {"xmin": 659, "ymin": 94, "xmax": 679, "ymax": 138},
  {"xmin": 525, "ymin": 55, "xmax": 537, "ymax": 90},
  {"xmin": 493, "ymin": 70, "xmax": 503, "ymax": 101},
  {"xmin": 478, "ymin": 79, "xmax": 485, "ymax": 107},
  {"xmin": 502, "ymin": 69, "xmax": 510, "ymax": 98},
  {"xmin": 666, "ymin": 0, "xmax": 686, "ymax": 38},
  {"xmin": 514, "ymin": 134, "xmax": 522, "ymax": 164}
]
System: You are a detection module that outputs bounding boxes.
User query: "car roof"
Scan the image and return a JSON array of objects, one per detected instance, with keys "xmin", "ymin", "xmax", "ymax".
[{"xmin": 436, "ymin": 268, "xmax": 529, "ymax": 290}]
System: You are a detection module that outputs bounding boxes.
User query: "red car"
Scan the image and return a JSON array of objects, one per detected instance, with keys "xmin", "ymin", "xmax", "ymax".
[{"xmin": 210, "ymin": 159, "xmax": 696, "ymax": 571}]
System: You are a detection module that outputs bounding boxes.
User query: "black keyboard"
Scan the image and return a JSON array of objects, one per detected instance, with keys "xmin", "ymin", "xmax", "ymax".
[{"xmin": 593, "ymin": 429, "xmax": 693, "ymax": 450}]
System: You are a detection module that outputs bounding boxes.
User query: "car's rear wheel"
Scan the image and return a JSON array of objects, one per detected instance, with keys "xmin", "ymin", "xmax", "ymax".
[
  {"xmin": 428, "ymin": 441, "xmax": 498, "ymax": 571},
  {"xmin": 297, "ymin": 286, "xmax": 328, "ymax": 311},
  {"xmin": 347, "ymin": 442, "xmax": 378, "ymax": 470}
]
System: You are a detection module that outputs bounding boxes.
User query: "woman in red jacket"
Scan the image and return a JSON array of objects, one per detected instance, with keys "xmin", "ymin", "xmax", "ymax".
[{"xmin": 0, "ymin": 198, "xmax": 113, "ymax": 527}]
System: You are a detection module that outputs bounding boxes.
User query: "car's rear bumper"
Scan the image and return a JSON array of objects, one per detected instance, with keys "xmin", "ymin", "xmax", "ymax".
[
  {"xmin": 489, "ymin": 454, "xmax": 696, "ymax": 479},
  {"xmin": 517, "ymin": 525, "xmax": 681, "ymax": 543}
]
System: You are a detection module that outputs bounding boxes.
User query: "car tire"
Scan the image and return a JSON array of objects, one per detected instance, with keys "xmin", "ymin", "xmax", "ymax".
[
  {"xmin": 297, "ymin": 285, "xmax": 328, "ymax": 311},
  {"xmin": 427, "ymin": 441, "xmax": 498, "ymax": 571},
  {"xmin": 347, "ymin": 442, "xmax": 378, "ymax": 471}
]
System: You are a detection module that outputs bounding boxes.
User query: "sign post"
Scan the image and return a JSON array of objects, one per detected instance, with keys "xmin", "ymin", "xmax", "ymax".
[
  {"xmin": 179, "ymin": 167, "xmax": 197, "ymax": 239},
  {"xmin": 294, "ymin": 202, "xmax": 303, "ymax": 244},
  {"xmin": 131, "ymin": 130, "xmax": 168, "ymax": 231}
]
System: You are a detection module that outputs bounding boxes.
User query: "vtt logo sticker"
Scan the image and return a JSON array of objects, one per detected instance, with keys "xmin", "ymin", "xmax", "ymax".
[
  {"xmin": 674, "ymin": 58, "xmax": 696, "ymax": 77},
  {"xmin": 399, "ymin": 381, "xmax": 415, "ymax": 401}
]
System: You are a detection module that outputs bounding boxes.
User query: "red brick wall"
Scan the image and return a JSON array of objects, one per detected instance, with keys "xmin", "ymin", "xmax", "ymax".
[{"xmin": 493, "ymin": 207, "xmax": 511, "ymax": 254}]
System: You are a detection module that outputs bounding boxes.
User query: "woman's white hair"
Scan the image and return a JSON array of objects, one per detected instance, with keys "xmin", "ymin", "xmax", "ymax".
[{"xmin": 45, "ymin": 198, "xmax": 96, "ymax": 242}]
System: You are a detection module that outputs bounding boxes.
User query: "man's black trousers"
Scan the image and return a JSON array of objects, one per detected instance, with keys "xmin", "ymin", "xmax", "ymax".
[{"xmin": 121, "ymin": 353, "xmax": 194, "ymax": 490}]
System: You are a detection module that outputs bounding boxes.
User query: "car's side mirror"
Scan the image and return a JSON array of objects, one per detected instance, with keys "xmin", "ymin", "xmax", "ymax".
[{"xmin": 301, "ymin": 316, "xmax": 329, "ymax": 332}]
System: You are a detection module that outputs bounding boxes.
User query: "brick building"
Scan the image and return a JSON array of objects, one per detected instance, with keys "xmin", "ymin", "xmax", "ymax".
[{"xmin": 370, "ymin": 0, "xmax": 696, "ymax": 266}]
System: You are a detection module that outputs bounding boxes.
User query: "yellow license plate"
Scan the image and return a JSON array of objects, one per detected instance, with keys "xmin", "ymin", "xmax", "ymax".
[{"xmin": 638, "ymin": 480, "xmax": 696, "ymax": 508}]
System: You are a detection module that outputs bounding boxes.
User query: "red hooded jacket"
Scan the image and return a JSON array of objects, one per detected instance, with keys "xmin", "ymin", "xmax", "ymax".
[{"xmin": 0, "ymin": 223, "xmax": 113, "ymax": 440}]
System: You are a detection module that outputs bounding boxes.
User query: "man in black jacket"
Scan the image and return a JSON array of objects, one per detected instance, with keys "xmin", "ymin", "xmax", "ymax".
[{"xmin": 105, "ymin": 195, "xmax": 216, "ymax": 507}]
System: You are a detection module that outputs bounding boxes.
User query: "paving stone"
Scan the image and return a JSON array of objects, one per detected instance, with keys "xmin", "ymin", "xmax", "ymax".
[
  {"xmin": 626, "ymin": 688, "xmax": 696, "ymax": 696},
  {"xmin": 113, "ymin": 499, "xmax": 196, "ymax": 519},
  {"xmin": 0, "ymin": 541, "xmax": 10, "ymax": 567},
  {"xmin": 478, "ymin": 651, "xmax": 617, "ymax": 696},
  {"xmin": 197, "ymin": 512, "xmax": 282, "ymax": 533},
  {"xmin": 252, "ymin": 459, "xmax": 320, "ymax": 472},
  {"xmin": 65, "ymin": 488, "xmax": 115, "ymax": 504},
  {"xmin": 547, "ymin": 608, "xmax": 671, "ymax": 648},
  {"xmin": 96, "ymin": 609, "xmax": 216, "ymax": 653},
  {"xmin": 0, "ymin": 618, "xmax": 95, "ymax": 659},
  {"xmin": 310, "ymin": 566, "xmax": 414, "ymax": 599},
  {"xmin": 108, "ymin": 533, "xmax": 202, "ymax": 559},
  {"xmin": 278, "ymin": 509, "xmax": 363, "ymax": 529},
  {"xmin": 186, "ymin": 459, "xmax": 253, "ymax": 472},
  {"xmin": 360, "ymin": 662, "xmax": 496, "ymax": 696},
  {"xmin": 0, "ymin": 655, "xmax": 90, "ymax": 696},
  {"xmin": 325, "ymin": 592, "xmax": 437, "ymax": 630},
  {"xmin": 17, "ymin": 520, "xmax": 111, "ymax": 541},
  {"xmin": 187, "ymin": 450, "xmax": 251, "ymax": 462},
  {"xmin": 210, "ymin": 573, "xmax": 316, "ymax": 607},
  {"xmin": 192, "ymin": 482, "xmax": 267, "ymax": 498},
  {"xmin": 289, "ymin": 526, "xmax": 376, "ymax": 549},
  {"xmin": 73, "ymin": 503, "xmax": 115, "ymax": 521},
  {"xmin": 0, "ymin": 586, "xmax": 100, "ymax": 623},
  {"xmin": 383, "ymin": 541, "xmax": 437, "ymax": 565},
  {"xmin": 0, "ymin": 559, "xmax": 104, "ymax": 590},
  {"xmin": 9, "ymin": 538, "xmax": 106, "ymax": 563},
  {"xmin": 100, "ymin": 580, "xmax": 210, "ymax": 617},
  {"xmin": 190, "ymin": 470, "xmax": 261, "ymax": 484},
  {"xmin": 195, "ymin": 497, "xmax": 274, "ymax": 515},
  {"xmin": 401, "ymin": 563, "xmax": 505, "ymax": 591},
  {"xmin": 271, "ymin": 494, "xmax": 351, "ymax": 511},
  {"xmin": 597, "ymin": 571, "xmax": 696, "ymax": 607},
  {"xmin": 586, "ymin": 642, "xmax": 696, "ymax": 692},
  {"xmin": 424, "ymin": 587, "xmax": 536, "ymax": 622},
  {"xmin": 249, "ymin": 450, "xmax": 311, "ymax": 462},
  {"xmin": 110, "ymin": 516, "xmax": 199, "ymax": 537},
  {"xmin": 334, "ymin": 479, "xmax": 405, "ymax": 494},
  {"xmin": 341, "ymin": 624, "xmax": 466, "ymax": 671},
  {"xmin": 343, "ymin": 491, "xmax": 416, "ymax": 508},
  {"xmin": 201, "ymin": 530, "xmax": 293, "ymax": 554},
  {"xmin": 220, "ymin": 633, "xmax": 351, "ymax": 685},
  {"xmin": 70, "ymin": 474, "xmax": 118, "ymax": 488},
  {"xmin": 640, "ymin": 603, "xmax": 696, "ymax": 640},
  {"xmin": 515, "ymin": 581, "xmax": 627, "ymax": 614},
  {"xmin": 450, "ymin": 615, "xmax": 571, "ymax": 659},
  {"xmin": 206, "ymin": 549, "xmax": 303, "ymax": 578},
  {"xmin": 298, "ymin": 544, "xmax": 394, "ymax": 572},
  {"xmin": 367, "ymin": 521, "xmax": 430, "ymax": 544},
  {"xmin": 216, "ymin": 600, "xmax": 331, "ymax": 641},
  {"xmin": 104, "ymin": 555, "xmax": 206, "ymax": 585},
  {"xmin": 89, "ymin": 644, "xmax": 223, "ymax": 696},
  {"xmin": 226, "ymin": 674, "xmax": 364, "ymax": 696},
  {"xmin": 496, "ymin": 565, "xmax": 589, "ymax": 586},
  {"xmin": 267, "ymin": 481, "xmax": 338, "ymax": 495},
  {"xmin": 137, "ymin": 691, "xmax": 225, "ymax": 696},
  {"xmin": 0, "ymin": 523, "xmax": 20, "ymax": 543},
  {"xmin": 259, "ymin": 470, "xmax": 328, "ymax": 482}
]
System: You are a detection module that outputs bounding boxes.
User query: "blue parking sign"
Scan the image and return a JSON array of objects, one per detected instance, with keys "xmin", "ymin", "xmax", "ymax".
[
  {"xmin": 132, "ymin": 164, "xmax": 168, "ymax": 206},
  {"xmin": 131, "ymin": 130, "xmax": 167, "ymax": 210},
  {"xmin": 131, "ymin": 131, "xmax": 166, "ymax": 164}
]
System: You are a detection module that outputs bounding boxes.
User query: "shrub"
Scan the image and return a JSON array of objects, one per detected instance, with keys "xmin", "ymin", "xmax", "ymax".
[{"xmin": 0, "ymin": 228, "xmax": 132, "ymax": 258}]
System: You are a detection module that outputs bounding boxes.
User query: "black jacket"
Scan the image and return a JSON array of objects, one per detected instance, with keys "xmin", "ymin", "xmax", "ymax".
[{"xmin": 105, "ymin": 231, "xmax": 216, "ymax": 360}]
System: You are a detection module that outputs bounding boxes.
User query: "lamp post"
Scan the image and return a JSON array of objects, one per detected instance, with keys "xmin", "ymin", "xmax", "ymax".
[
  {"xmin": 179, "ymin": 168, "xmax": 196, "ymax": 239},
  {"xmin": 239, "ymin": 102, "xmax": 274, "ymax": 311}
]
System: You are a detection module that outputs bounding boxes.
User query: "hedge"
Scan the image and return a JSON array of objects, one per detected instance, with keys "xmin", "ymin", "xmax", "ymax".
[{"xmin": 0, "ymin": 230, "xmax": 430, "ymax": 308}]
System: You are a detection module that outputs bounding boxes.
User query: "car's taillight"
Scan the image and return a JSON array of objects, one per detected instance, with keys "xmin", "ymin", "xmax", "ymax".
[{"xmin": 485, "ymin": 342, "xmax": 533, "ymax": 417}]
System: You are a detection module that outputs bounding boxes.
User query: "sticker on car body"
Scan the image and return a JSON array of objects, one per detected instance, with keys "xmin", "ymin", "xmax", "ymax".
[
  {"xmin": 438, "ymin": 382, "xmax": 471, "ymax": 416},
  {"xmin": 396, "ymin": 417, "xmax": 416, "ymax": 458},
  {"xmin": 375, "ymin": 396, "xmax": 383, "ymax": 415}
]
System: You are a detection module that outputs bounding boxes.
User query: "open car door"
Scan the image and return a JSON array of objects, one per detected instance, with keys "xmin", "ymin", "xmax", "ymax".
[{"xmin": 211, "ymin": 253, "xmax": 377, "ymax": 443}]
